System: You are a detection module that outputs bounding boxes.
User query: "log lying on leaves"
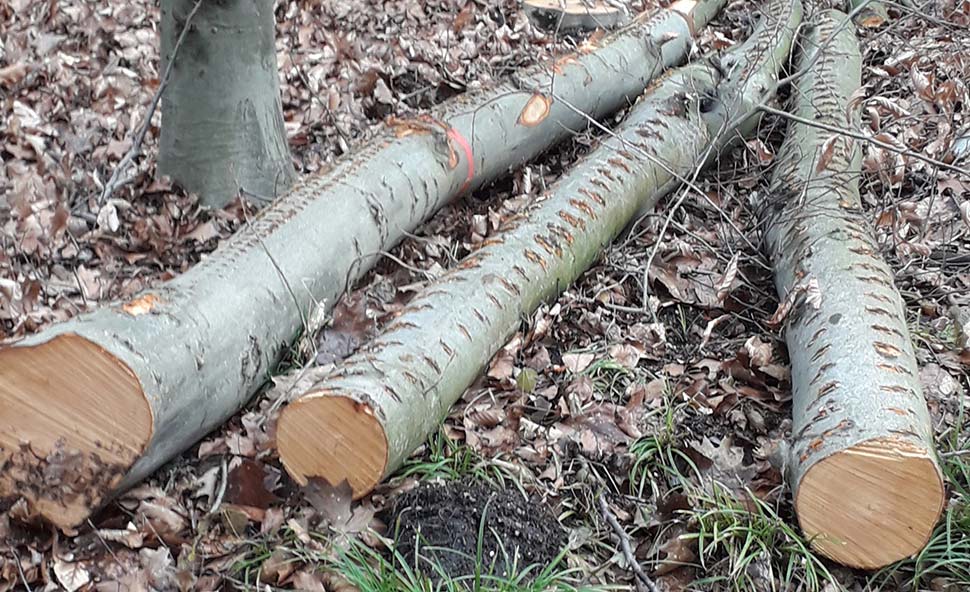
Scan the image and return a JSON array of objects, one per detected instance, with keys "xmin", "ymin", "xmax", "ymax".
[
  {"xmin": 277, "ymin": 0, "xmax": 802, "ymax": 499},
  {"xmin": 763, "ymin": 10, "xmax": 943, "ymax": 569},
  {"xmin": 0, "ymin": 0, "xmax": 725, "ymax": 530}
]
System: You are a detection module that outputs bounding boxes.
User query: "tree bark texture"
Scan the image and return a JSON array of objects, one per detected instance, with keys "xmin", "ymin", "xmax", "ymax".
[
  {"xmin": 764, "ymin": 9, "xmax": 943, "ymax": 569},
  {"xmin": 0, "ymin": 0, "xmax": 726, "ymax": 530},
  {"xmin": 159, "ymin": 0, "xmax": 296, "ymax": 208},
  {"xmin": 276, "ymin": 0, "xmax": 802, "ymax": 500}
]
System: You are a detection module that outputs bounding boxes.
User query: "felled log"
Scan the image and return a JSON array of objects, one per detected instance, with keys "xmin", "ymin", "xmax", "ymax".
[
  {"xmin": 763, "ymin": 9, "xmax": 943, "ymax": 569},
  {"xmin": 276, "ymin": 0, "xmax": 802, "ymax": 500},
  {"xmin": 0, "ymin": 0, "xmax": 725, "ymax": 530}
]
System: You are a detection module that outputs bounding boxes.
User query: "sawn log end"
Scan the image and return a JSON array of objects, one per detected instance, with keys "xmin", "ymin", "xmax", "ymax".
[{"xmin": 0, "ymin": 333, "xmax": 152, "ymax": 529}]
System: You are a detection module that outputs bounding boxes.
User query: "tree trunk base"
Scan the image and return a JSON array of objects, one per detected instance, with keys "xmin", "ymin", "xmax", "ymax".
[
  {"xmin": 523, "ymin": 0, "xmax": 627, "ymax": 32},
  {"xmin": 159, "ymin": 0, "xmax": 295, "ymax": 208}
]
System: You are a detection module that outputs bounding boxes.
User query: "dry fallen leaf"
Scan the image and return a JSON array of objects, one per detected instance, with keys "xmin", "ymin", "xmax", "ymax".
[
  {"xmin": 768, "ymin": 275, "xmax": 821, "ymax": 327},
  {"xmin": 304, "ymin": 478, "xmax": 353, "ymax": 526},
  {"xmin": 226, "ymin": 458, "xmax": 281, "ymax": 511},
  {"xmin": 743, "ymin": 336, "xmax": 773, "ymax": 369},
  {"xmin": 608, "ymin": 343, "xmax": 642, "ymax": 369},
  {"xmin": 96, "ymin": 523, "xmax": 145, "ymax": 549},
  {"xmin": 290, "ymin": 570, "xmax": 328, "ymax": 592},
  {"xmin": 53, "ymin": 557, "xmax": 90, "ymax": 592},
  {"xmin": 487, "ymin": 347, "xmax": 516, "ymax": 381},
  {"xmin": 816, "ymin": 135, "xmax": 838, "ymax": 173},
  {"xmin": 0, "ymin": 63, "xmax": 29, "ymax": 87},
  {"xmin": 562, "ymin": 352, "xmax": 595, "ymax": 373},
  {"xmin": 745, "ymin": 138, "xmax": 774, "ymax": 165}
]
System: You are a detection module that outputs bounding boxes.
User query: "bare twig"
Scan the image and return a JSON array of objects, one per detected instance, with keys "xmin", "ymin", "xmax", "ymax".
[
  {"xmin": 98, "ymin": 0, "xmax": 204, "ymax": 205},
  {"xmin": 86, "ymin": 519, "xmax": 125, "ymax": 569},
  {"xmin": 7, "ymin": 549, "xmax": 32, "ymax": 592},
  {"xmin": 758, "ymin": 104, "xmax": 970, "ymax": 177},
  {"xmin": 239, "ymin": 200, "xmax": 310, "ymax": 333},
  {"xmin": 599, "ymin": 494, "xmax": 659, "ymax": 592},
  {"xmin": 207, "ymin": 456, "xmax": 229, "ymax": 516},
  {"xmin": 940, "ymin": 448, "xmax": 970, "ymax": 458}
]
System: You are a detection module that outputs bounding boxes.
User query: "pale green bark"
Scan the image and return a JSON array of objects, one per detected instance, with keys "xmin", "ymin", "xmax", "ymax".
[
  {"xmin": 159, "ymin": 0, "xmax": 296, "ymax": 207},
  {"xmin": 278, "ymin": 0, "xmax": 802, "ymax": 493},
  {"xmin": 0, "ymin": 0, "xmax": 726, "ymax": 529},
  {"xmin": 764, "ymin": 9, "xmax": 942, "ymax": 568}
]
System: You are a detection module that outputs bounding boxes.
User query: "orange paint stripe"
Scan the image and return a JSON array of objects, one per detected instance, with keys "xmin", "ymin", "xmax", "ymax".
[{"xmin": 448, "ymin": 127, "xmax": 475, "ymax": 194}]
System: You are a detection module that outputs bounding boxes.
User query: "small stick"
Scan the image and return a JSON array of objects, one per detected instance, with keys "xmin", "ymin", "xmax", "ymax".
[
  {"xmin": 98, "ymin": 0, "xmax": 204, "ymax": 205},
  {"xmin": 8, "ymin": 549, "xmax": 33, "ymax": 592},
  {"xmin": 207, "ymin": 457, "xmax": 229, "ymax": 516},
  {"xmin": 758, "ymin": 105, "xmax": 970, "ymax": 178},
  {"xmin": 598, "ymin": 494, "xmax": 659, "ymax": 592}
]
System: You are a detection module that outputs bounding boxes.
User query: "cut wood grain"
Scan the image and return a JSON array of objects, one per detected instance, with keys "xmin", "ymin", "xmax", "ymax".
[
  {"xmin": 0, "ymin": 0, "xmax": 726, "ymax": 530},
  {"xmin": 277, "ymin": 0, "xmax": 802, "ymax": 503}
]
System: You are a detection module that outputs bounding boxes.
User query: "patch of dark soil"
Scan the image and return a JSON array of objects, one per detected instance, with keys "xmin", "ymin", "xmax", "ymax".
[
  {"xmin": 657, "ymin": 303, "xmax": 707, "ymax": 358},
  {"xmin": 383, "ymin": 480, "xmax": 566, "ymax": 582}
]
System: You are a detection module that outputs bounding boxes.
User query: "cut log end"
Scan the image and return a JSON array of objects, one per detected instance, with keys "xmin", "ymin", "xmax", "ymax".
[
  {"xmin": 0, "ymin": 334, "xmax": 151, "ymax": 529},
  {"xmin": 277, "ymin": 394, "xmax": 388, "ymax": 499},
  {"xmin": 523, "ymin": 0, "xmax": 619, "ymax": 15},
  {"xmin": 523, "ymin": 0, "xmax": 626, "ymax": 32},
  {"xmin": 795, "ymin": 437, "xmax": 945, "ymax": 569}
]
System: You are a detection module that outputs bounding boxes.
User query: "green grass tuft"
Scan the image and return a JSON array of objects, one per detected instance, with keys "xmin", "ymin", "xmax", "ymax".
[
  {"xmin": 397, "ymin": 429, "xmax": 511, "ymax": 487},
  {"xmin": 329, "ymin": 526, "xmax": 591, "ymax": 591},
  {"xmin": 684, "ymin": 484, "xmax": 837, "ymax": 592}
]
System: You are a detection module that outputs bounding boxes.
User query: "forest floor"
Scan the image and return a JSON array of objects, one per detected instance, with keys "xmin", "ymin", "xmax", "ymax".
[{"xmin": 2, "ymin": 0, "xmax": 970, "ymax": 590}]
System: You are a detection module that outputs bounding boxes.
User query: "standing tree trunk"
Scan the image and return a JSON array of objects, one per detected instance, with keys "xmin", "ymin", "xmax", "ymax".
[
  {"xmin": 764, "ymin": 10, "xmax": 943, "ymax": 569},
  {"xmin": 159, "ymin": 0, "xmax": 295, "ymax": 208},
  {"xmin": 276, "ymin": 0, "xmax": 802, "ymax": 501},
  {"xmin": 0, "ymin": 0, "xmax": 725, "ymax": 530}
]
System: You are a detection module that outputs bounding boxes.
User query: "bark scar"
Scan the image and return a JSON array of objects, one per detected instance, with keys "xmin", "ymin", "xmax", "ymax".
[{"xmin": 518, "ymin": 93, "xmax": 552, "ymax": 127}]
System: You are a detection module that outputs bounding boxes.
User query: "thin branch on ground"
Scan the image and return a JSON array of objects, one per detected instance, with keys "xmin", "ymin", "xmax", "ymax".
[
  {"xmin": 97, "ymin": 0, "xmax": 204, "ymax": 205},
  {"xmin": 599, "ymin": 494, "xmax": 659, "ymax": 592},
  {"xmin": 940, "ymin": 449, "xmax": 970, "ymax": 458},
  {"xmin": 8, "ymin": 549, "xmax": 32, "ymax": 592},
  {"xmin": 207, "ymin": 456, "xmax": 229, "ymax": 516},
  {"xmin": 758, "ymin": 104, "xmax": 970, "ymax": 177},
  {"xmin": 239, "ymin": 199, "xmax": 311, "ymax": 333}
]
